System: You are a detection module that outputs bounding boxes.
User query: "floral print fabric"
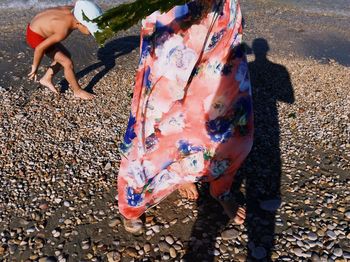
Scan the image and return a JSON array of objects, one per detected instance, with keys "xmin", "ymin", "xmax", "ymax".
[{"xmin": 118, "ymin": 0, "xmax": 253, "ymax": 219}]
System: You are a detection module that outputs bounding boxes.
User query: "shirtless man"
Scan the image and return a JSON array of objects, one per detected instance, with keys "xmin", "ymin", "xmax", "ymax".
[{"xmin": 26, "ymin": 0, "xmax": 103, "ymax": 100}]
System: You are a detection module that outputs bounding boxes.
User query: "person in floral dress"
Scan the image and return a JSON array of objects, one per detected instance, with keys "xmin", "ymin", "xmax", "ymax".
[{"xmin": 118, "ymin": 0, "xmax": 253, "ymax": 233}]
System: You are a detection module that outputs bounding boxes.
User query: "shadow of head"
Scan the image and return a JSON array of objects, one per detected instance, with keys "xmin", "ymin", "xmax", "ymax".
[
  {"xmin": 252, "ymin": 38, "xmax": 269, "ymax": 56},
  {"xmin": 244, "ymin": 38, "xmax": 270, "ymax": 60},
  {"xmin": 97, "ymin": 35, "xmax": 140, "ymax": 62}
]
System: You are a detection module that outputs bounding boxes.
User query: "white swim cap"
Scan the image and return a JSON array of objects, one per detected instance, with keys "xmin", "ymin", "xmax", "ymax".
[{"xmin": 73, "ymin": 0, "xmax": 103, "ymax": 37}]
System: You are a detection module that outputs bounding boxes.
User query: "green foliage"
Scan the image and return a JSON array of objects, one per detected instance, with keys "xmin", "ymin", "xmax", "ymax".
[{"xmin": 93, "ymin": 0, "xmax": 189, "ymax": 46}]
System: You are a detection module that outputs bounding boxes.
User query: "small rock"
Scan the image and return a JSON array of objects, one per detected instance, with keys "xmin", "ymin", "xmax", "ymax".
[
  {"xmin": 333, "ymin": 248, "xmax": 343, "ymax": 257},
  {"xmin": 82, "ymin": 243, "xmax": 90, "ymax": 250},
  {"xmin": 293, "ymin": 247, "xmax": 304, "ymax": 257},
  {"xmin": 182, "ymin": 217, "xmax": 190, "ymax": 223},
  {"xmin": 308, "ymin": 232, "xmax": 318, "ymax": 241},
  {"xmin": 311, "ymin": 253, "xmax": 320, "ymax": 262},
  {"xmin": 125, "ymin": 247, "xmax": 138, "ymax": 258},
  {"xmin": 39, "ymin": 257, "xmax": 57, "ymax": 262},
  {"xmin": 108, "ymin": 218, "xmax": 121, "ymax": 227},
  {"xmin": 146, "ymin": 216, "xmax": 154, "ymax": 224},
  {"xmin": 345, "ymin": 211, "xmax": 350, "ymax": 219},
  {"xmin": 144, "ymin": 243, "xmax": 151, "ymax": 253},
  {"xmin": 54, "ymin": 198, "xmax": 62, "ymax": 204},
  {"xmin": 52, "ymin": 229, "xmax": 60, "ymax": 238},
  {"xmin": 219, "ymin": 244, "xmax": 228, "ymax": 253},
  {"xmin": 235, "ymin": 254, "xmax": 246, "ymax": 262},
  {"xmin": 151, "ymin": 225, "xmax": 160, "ymax": 233},
  {"xmin": 107, "ymin": 251, "xmax": 121, "ymax": 262},
  {"xmin": 158, "ymin": 241, "xmax": 171, "ymax": 252},
  {"xmin": 213, "ymin": 249, "xmax": 220, "ymax": 256},
  {"xmin": 170, "ymin": 218, "xmax": 178, "ymax": 225},
  {"xmin": 105, "ymin": 162, "xmax": 112, "ymax": 170},
  {"xmin": 165, "ymin": 235, "xmax": 175, "ymax": 245},
  {"xmin": 39, "ymin": 203, "xmax": 49, "ymax": 210},
  {"xmin": 327, "ymin": 230, "xmax": 336, "ymax": 240},
  {"xmin": 0, "ymin": 246, "xmax": 7, "ymax": 255},
  {"xmin": 221, "ymin": 229, "xmax": 239, "ymax": 240},
  {"xmin": 173, "ymin": 244, "xmax": 182, "ymax": 251},
  {"xmin": 169, "ymin": 247, "xmax": 177, "ymax": 258},
  {"xmin": 252, "ymin": 246, "xmax": 267, "ymax": 259},
  {"xmin": 19, "ymin": 218, "xmax": 30, "ymax": 226}
]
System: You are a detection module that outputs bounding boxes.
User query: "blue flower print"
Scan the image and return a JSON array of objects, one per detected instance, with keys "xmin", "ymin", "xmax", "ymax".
[
  {"xmin": 210, "ymin": 159, "xmax": 230, "ymax": 179},
  {"xmin": 207, "ymin": 29, "xmax": 226, "ymax": 51},
  {"xmin": 143, "ymin": 66, "xmax": 152, "ymax": 90},
  {"xmin": 140, "ymin": 36, "xmax": 152, "ymax": 63},
  {"xmin": 145, "ymin": 133, "xmax": 159, "ymax": 151},
  {"xmin": 235, "ymin": 60, "xmax": 251, "ymax": 92},
  {"xmin": 232, "ymin": 96, "xmax": 252, "ymax": 136},
  {"xmin": 206, "ymin": 117, "xmax": 233, "ymax": 143},
  {"xmin": 127, "ymin": 187, "xmax": 143, "ymax": 207},
  {"xmin": 178, "ymin": 140, "xmax": 203, "ymax": 155},
  {"xmin": 174, "ymin": 4, "xmax": 189, "ymax": 19},
  {"xmin": 120, "ymin": 114, "xmax": 137, "ymax": 153}
]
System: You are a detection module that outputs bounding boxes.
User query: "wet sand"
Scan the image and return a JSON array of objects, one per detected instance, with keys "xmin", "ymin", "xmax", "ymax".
[{"xmin": 0, "ymin": 0, "xmax": 349, "ymax": 261}]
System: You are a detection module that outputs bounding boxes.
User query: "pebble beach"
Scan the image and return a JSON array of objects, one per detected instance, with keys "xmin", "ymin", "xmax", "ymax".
[{"xmin": 0, "ymin": 0, "xmax": 349, "ymax": 261}]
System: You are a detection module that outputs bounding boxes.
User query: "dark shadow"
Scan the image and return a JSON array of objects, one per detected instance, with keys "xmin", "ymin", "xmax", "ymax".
[
  {"xmin": 60, "ymin": 35, "xmax": 139, "ymax": 93},
  {"xmin": 182, "ymin": 184, "xmax": 230, "ymax": 261},
  {"xmin": 183, "ymin": 38, "xmax": 294, "ymax": 261},
  {"xmin": 183, "ymin": 41, "xmax": 254, "ymax": 261},
  {"xmin": 243, "ymin": 38, "xmax": 295, "ymax": 260}
]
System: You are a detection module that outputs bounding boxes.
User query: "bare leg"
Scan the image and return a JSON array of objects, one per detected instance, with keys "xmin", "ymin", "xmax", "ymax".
[
  {"xmin": 61, "ymin": 60, "xmax": 95, "ymax": 100},
  {"xmin": 209, "ymin": 171, "xmax": 246, "ymax": 224},
  {"xmin": 48, "ymin": 44, "xmax": 95, "ymax": 100},
  {"xmin": 178, "ymin": 183, "xmax": 199, "ymax": 200},
  {"xmin": 39, "ymin": 62, "xmax": 61, "ymax": 94},
  {"xmin": 218, "ymin": 198, "xmax": 246, "ymax": 225}
]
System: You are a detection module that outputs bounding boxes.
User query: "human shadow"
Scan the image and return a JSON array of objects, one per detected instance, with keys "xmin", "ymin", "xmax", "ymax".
[
  {"xmin": 60, "ymin": 35, "xmax": 139, "ymax": 93},
  {"xmin": 183, "ymin": 38, "xmax": 294, "ymax": 261},
  {"xmin": 243, "ymin": 38, "xmax": 295, "ymax": 260},
  {"xmin": 183, "ymin": 41, "xmax": 253, "ymax": 261}
]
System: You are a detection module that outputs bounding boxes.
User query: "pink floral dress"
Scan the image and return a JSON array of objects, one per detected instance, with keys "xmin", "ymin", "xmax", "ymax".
[{"xmin": 118, "ymin": 0, "xmax": 253, "ymax": 219}]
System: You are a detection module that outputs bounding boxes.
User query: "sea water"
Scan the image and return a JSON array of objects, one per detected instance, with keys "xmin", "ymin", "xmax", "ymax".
[
  {"xmin": 0, "ymin": 0, "xmax": 127, "ymax": 9},
  {"xmin": 0, "ymin": 0, "xmax": 349, "ymax": 18}
]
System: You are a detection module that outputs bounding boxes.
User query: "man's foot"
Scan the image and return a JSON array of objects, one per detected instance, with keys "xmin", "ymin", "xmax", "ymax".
[
  {"xmin": 219, "ymin": 198, "xmax": 246, "ymax": 225},
  {"xmin": 73, "ymin": 89, "xmax": 95, "ymax": 100},
  {"xmin": 39, "ymin": 78, "xmax": 58, "ymax": 94},
  {"xmin": 123, "ymin": 218, "xmax": 143, "ymax": 235},
  {"xmin": 178, "ymin": 183, "xmax": 199, "ymax": 200}
]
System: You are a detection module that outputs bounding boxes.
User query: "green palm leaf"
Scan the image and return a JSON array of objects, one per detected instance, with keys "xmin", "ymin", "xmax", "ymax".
[{"xmin": 93, "ymin": 0, "xmax": 190, "ymax": 45}]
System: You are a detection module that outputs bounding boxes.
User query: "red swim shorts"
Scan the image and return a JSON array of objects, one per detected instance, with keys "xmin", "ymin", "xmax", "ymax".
[{"xmin": 26, "ymin": 24, "xmax": 46, "ymax": 49}]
